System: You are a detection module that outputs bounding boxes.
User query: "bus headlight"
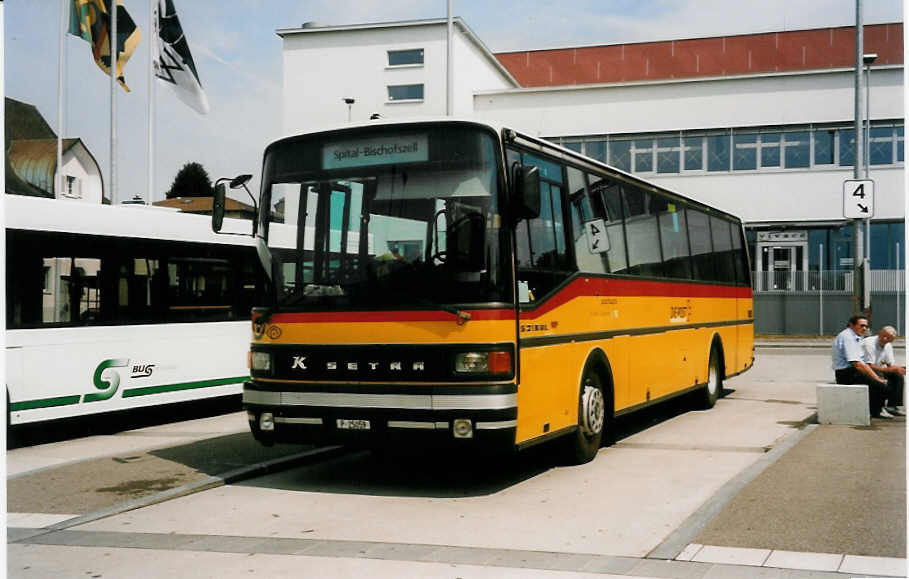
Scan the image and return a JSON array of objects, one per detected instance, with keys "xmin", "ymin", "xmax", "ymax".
[
  {"xmin": 454, "ymin": 351, "xmax": 511, "ymax": 376},
  {"xmin": 251, "ymin": 351, "xmax": 272, "ymax": 372},
  {"xmin": 259, "ymin": 412, "xmax": 275, "ymax": 431}
]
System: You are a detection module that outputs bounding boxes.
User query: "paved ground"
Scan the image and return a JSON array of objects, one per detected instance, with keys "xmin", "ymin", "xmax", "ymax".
[
  {"xmin": 8, "ymin": 431, "xmax": 312, "ymax": 515},
  {"xmin": 6, "ymin": 345, "xmax": 908, "ymax": 578},
  {"xmin": 695, "ymin": 420, "xmax": 906, "ymax": 557}
]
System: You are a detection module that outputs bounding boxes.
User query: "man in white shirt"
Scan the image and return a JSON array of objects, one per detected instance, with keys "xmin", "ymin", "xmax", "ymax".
[
  {"xmin": 832, "ymin": 315, "xmax": 890, "ymax": 418},
  {"xmin": 862, "ymin": 325, "xmax": 905, "ymax": 416}
]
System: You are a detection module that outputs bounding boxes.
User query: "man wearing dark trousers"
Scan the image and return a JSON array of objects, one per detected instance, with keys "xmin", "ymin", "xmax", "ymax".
[
  {"xmin": 832, "ymin": 315, "xmax": 891, "ymax": 419},
  {"xmin": 862, "ymin": 325, "xmax": 905, "ymax": 416}
]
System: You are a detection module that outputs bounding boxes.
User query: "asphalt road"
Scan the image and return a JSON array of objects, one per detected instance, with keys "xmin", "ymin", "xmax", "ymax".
[{"xmin": 7, "ymin": 346, "xmax": 907, "ymax": 578}]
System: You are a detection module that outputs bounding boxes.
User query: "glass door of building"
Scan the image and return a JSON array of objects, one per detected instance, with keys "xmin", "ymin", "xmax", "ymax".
[{"xmin": 756, "ymin": 236, "xmax": 807, "ymax": 291}]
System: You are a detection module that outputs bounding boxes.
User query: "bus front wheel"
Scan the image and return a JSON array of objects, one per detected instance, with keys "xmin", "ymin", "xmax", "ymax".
[{"xmin": 570, "ymin": 369, "xmax": 607, "ymax": 464}]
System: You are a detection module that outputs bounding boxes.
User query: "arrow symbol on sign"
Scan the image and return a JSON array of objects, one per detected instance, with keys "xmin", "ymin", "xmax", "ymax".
[
  {"xmin": 858, "ymin": 204, "xmax": 869, "ymax": 213},
  {"xmin": 592, "ymin": 238, "xmax": 600, "ymax": 250}
]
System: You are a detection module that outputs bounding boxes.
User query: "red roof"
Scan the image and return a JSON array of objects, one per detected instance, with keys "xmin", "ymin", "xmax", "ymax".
[{"xmin": 495, "ymin": 23, "xmax": 903, "ymax": 87}]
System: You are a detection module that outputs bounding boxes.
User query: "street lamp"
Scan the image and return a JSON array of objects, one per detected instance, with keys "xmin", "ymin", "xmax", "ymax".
[
  {"xmin": 343, "ymin": 97, "xmax": 355, "ymax": 122},
  {"xmin": 862, "ymin": 53, "xmax": 877, "ymax": 272}
]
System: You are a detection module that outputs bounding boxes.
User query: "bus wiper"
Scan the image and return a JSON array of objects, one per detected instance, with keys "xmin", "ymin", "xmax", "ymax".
[
  {"xmin": 417, "ymin": 299, "xmax": 471, "ymax": 325},
  {"xmin": 443, "ymin": 305, "xmax": 472, "ymax": 326}
]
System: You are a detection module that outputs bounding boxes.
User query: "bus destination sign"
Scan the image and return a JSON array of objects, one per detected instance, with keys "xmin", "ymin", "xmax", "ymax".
[{"xmin": 323, "ymin": 134, "xmax": 429, "ymax": 169}]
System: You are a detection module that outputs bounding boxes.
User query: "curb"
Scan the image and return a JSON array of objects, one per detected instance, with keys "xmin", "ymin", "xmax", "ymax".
[
  {"xmin": 11, "ymin": 445, "xmax": 347, "ymax": 542},
  {"xmin": 647, "ymin": 416, "xmax": 819, "ymax": 560}
]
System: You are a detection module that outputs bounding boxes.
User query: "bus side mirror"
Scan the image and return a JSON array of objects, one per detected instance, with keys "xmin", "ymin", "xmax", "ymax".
[
  {"xmin": 512, "ymin": 165, "xmax": 541, "ymax": 220},
  {"xmin": 212, "ymin": 183, "xmax": 226, "ymax": 233}
]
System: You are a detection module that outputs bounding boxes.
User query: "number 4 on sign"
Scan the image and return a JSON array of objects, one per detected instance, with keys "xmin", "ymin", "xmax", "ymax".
[
  {"xmin": 843, "ymin": 179, "xmax": 874, "ymax": 219},
  {"xmin": 584, "ymin": 219, "xmax": 610, "ymax": 254}
]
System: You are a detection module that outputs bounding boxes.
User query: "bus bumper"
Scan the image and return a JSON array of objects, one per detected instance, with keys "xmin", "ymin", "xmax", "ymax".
[{"xmin": 242, "ymin": 381, "xmax": 518, "ymax": 451}]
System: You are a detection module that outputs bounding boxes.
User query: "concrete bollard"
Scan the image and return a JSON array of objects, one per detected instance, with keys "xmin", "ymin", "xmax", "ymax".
[{"xmin": 816, "ymin": 383, "xmax": 870, "ymax": 426}]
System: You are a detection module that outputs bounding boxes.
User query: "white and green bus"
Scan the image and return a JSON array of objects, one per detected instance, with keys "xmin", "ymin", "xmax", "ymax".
[{"xmin": 6, "ymin": 195, "xmax": 261, "ymax": 429}]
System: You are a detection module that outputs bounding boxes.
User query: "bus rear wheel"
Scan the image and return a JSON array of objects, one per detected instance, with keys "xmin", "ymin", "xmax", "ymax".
[
  {"xmin": 699, "ymin": 347, "xmax": 723, "ymax": 409},
  {"xmin": 570, "ymin": 370, "xmax": 607, "ymax": 464}
]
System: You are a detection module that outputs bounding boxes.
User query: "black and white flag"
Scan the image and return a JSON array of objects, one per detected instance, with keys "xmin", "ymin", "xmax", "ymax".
[{"xmin": 153, "ymin": 0, "xmax": 209, "ymax": 114}]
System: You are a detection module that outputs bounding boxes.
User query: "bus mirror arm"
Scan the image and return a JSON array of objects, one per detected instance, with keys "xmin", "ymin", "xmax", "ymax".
[{"xmin": 212, "ymin": 175, "xmax": 259, "ymax": 237}]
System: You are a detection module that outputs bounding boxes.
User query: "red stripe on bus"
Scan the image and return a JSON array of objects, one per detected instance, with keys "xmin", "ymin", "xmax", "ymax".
[
  {"xmin": 266, "ymin": 309, "xmax": 517, "ymax": 324},
  {"xmin": 262, "ymin": 279, "xmax": 751, "ymax": 324},
  {"xmin": 520, "ymin": 277, "xmax": 752, "ymax": 320}
]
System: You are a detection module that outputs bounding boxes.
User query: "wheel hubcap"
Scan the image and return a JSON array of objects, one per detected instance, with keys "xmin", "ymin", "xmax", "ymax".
[
  {"xmin": 708, "ymin": 359, "xmax": 719, "ymax": 396},
  {"xmin": 580, "ymin": 384, "xmax": 605, "ymax": 437}
]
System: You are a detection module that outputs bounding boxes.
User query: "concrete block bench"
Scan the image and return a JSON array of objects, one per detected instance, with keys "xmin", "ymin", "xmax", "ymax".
[{"xmin": 816, "ymin": 383, "xmax": 870, "ymax": 426}]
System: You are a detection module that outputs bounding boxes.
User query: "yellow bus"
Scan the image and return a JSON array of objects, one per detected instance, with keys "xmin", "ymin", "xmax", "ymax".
[{"xmin": 213, "ymin": 119, "xmax": 753, "ymax": 463}]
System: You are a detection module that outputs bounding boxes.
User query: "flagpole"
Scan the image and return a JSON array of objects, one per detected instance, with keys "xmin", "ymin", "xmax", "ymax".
[
  {"xmin": 110, "ymin": 0, "xmax": 118, "ymax": 204},
  {"xmin": 446, "ymin": 0, "xmax": 453, "ymax": 116},
  {"xmin": 57, "ymin": 0, "xmax": 68, "ymax": 198},
  {"xmin": 147, "ymin": 0, "xmax": 155, "ymax": 203}
]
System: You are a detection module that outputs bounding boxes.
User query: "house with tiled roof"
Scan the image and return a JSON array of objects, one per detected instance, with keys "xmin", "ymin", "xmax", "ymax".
[{"xmin": 4, "ymin": 97, "xmax": 105, "ymax": 203}]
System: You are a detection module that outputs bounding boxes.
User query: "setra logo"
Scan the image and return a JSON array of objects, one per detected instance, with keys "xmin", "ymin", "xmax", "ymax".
[{"xmin": 84, "ymin": 359, "xmax": 130, "ymax": 403}]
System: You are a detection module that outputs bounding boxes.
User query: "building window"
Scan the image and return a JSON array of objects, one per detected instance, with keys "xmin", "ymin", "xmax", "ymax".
[
  {"xmin": 387, "ymin": 84, "xmax": 424, "ymax": 101},
  {"xmin": 814, "ymin": 129, "xmax": 835, "ymax": 165},
  {"xmin": 64, "ymin": 175, "xmax": 82, "ymax": 198},
  {"xmin": 562, "ymin": 140, "xmax": 582, "ymax": 153},
  {"xmin": 897, "ymin": 127, "xmax": 904, "ymax": 162},
  {"xmin": 633, "ymin": 138, "xmax": 654, "ymax": 172},
  {"xmin": 387, "ymin": 49, "xmax": 424, "ymax": 66},
  {"xmin": 760, "ymin": 132, "xmax": 781, "ymax": 167},
  {"xmin": 838, "ymin": 128, "xmax": 856, "ymax": 166},
  {"xmin": 548, "ymin": 121, "xmax": 902, "ymax": 176},
  {"xmin": 656, "ymin": 136, "xmax": 681, "ymax": 173},
  {"xmin": 609, "ymin": 139, "xmax": 631, "ymax": 172},
  {"xmin": 586, "ymin": 140, "xmax": 606, "ymax": 162},
  {"xmin": 733, "ymin": 132, "xmax": 758, "ymax": 170},
  {"xmin": 683, "ymin": 136, "xmax": 703, "ymax": 170},
  {"xmin": 707, "ymin": 133, "xmax": 730, "ymax": 171},
  {"xmin": 869, "ymin": 126, "xmax": 894, "ymax": 165},
  {"xmin": 783, "ymin": 131, "xmax": 810, "ymax": 168}
]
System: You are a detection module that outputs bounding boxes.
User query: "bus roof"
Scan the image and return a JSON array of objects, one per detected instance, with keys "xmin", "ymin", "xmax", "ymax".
[{"xmin": 5, "ymin": 195, "xmax": 257, "ymax": 247}]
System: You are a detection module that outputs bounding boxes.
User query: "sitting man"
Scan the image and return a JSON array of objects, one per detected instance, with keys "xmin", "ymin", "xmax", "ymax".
[
  {"xmin": 862, "ymin": 325, "xmax": 905, "ymax": 417},
  {"xmin": 832, "ymin": 315, "xmax": 891, "ymax": 418}
]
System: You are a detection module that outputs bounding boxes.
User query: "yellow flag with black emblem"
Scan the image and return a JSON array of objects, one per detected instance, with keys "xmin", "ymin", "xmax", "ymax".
[{"xmin": 69, "ymin": 0, "xmax": 141, "ymax": 91}]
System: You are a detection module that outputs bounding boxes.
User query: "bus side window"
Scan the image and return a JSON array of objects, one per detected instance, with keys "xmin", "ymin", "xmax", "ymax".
[
  {"xmin": 731, "ymin": 224, "xmax": 750, "ymax": 286},
  {"xmin": 623, "ymin": 185, "xmax": 663, "ymax": 278},
  {"xmin": 711, "ymin": 216, "xmax": 736, "ymax": 283},
  {"xmin": 653, "ymin": 196, "xmax": 692, "ymax": 280},
  {"xmin": 38, "ymin": 256, "xmax": 102, "ymax": 326},
  {"xmin": 687, "ymin": 209, "xmax": 715, "ymax": 281},
  {"xmin": 570, "ymin": 170, "xmax": 629, "ymax": 275},
  {"xmin": 167, "ymin": 257, "xmax": 234, "ymax": 322},
  {"xmin": 515, "ymin": 152, "xmax": 571, "ymax": 302}
]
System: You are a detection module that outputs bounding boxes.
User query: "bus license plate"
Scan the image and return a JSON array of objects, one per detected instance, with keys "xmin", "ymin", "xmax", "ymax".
[{"xmin": 336, "ymin": 419, "xmax": 370, "ymax": 430}]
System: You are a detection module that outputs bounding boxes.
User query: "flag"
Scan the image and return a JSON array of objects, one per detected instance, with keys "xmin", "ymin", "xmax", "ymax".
[
  {"xmin": 69, "ymin": 0, "xmax": 141, "ymax": 92},
  {"xmin": 153, "ymin": 0, "xmax": 209, "ymax": 114}
]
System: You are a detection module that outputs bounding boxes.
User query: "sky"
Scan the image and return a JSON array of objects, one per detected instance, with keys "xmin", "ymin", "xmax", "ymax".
[{"xmin": 3, "ymin": 0, "xmax": 904, "ymax": 204}]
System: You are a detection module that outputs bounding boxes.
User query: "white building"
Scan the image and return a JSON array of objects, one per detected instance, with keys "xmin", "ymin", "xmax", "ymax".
[
  {"xmin": 277, "ymin": 18, "xmax": 905, "ymax": 333},
  {"xmin": 278, "ymin": 19, "xmax": 517, "ymax": 129}
]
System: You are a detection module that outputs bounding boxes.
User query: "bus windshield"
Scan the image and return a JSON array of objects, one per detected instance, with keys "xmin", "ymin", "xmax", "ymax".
[{"xmin": 260, "ymin": 124, "xmax": 510, "ymax": 310}]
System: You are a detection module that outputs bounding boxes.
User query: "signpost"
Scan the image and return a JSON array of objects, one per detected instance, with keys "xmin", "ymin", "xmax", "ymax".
[{"xmin": 843, "ymin": 179, "xmax": 875, "ymax": 219}]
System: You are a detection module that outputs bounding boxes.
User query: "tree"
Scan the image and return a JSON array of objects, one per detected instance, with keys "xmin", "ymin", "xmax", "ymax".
[{"xmin": 166, "ymin": 162, "xmax": 213, "ymax": 198}]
